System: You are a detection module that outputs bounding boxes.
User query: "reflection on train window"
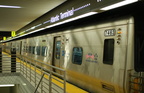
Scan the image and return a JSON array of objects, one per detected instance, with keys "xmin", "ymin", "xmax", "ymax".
[
  {"xmin": 23, "ymin": 46, "xmax": 26, "ymax": 52},
  {"xmin": 72, "ymin": 47, "xmax": 83, "ymax": 65},
  {"xmin": 36, "ymin": 46, "xmax": 41, "ymax": 55},
  {"xmin": 42, "ymin": 46, "xmax": 48, "ymax": 56},
  {"xmin": 16, "ymin": 46, "xmax": 19, "ymax": 51},
  {"xmin": 55, "ymin": 41, "xmax": 61, "ymax": 59},
  {"xmin": 103, "ymin": 39, "xmax": 114, "ymax": 65},
  {"xmin": 26, "ymin": 46, "xmax": 28, "ymax": 53},
  {"xmin": 32, "ymin": 46, "xmax": 35, "ymax": 54},
  {"xmin": 29, "ymin": 46, "xmax": 32, "ymax": 53}
]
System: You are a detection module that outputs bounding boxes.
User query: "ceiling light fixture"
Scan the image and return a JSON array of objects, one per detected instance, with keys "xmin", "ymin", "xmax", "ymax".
[
  {"xmin": 101, "ymin": 0, "xmax": 138, "ymax": 10},
  {"xmin": 0, "ymin": 5, "xmax": 21, "ymax": 8},
  {"xmin": 0, "ymin": 84, "xmax": 15, "ymax": 87}
]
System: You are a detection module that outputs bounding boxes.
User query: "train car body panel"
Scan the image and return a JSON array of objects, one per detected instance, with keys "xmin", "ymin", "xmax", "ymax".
[
  {"xmin": 2, "ymin": 16, "xmax": 142, "ymax": 93},
  {"xmin": 55, "ymin": 17, "xmax": 133, "ymax": 93}
]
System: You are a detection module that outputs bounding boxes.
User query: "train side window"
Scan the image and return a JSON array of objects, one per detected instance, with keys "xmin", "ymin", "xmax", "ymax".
[
  {"xmin": 55, "ymin": 41, "xmax": 61, "ymax": 59},
  {"xmin": 32, "ymin": 46, "xmax": 35, "ymax": 54},
  {"xmin": 26, "ymin": 46, "xmax": 28, "ymax": 53},
  {"xmin": 29, "ymin": 46, "xmax": 32, "ymax": 53},
  {"xmin": 103, "ymin": 39, "xmax": 114, "ymax": 65},
  {"xmin": 23, "ymin": 46, "xmax": 25, "ymax": 52},
  {"xmin": 72, "ymin": 47, "xmax": 83, "ymax": 65},
  {"xmin": 42, "ymin": 46, "xmax": 48, "ymax": 56},
  {"xmin": 36, "ymin": 46, "xmax": 41, "ymax": 55}
]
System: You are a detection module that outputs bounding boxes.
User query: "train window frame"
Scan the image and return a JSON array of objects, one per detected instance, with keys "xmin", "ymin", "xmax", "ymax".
[
  {"xmin": 103, "ymin": 39, "xmax": 115, "ymax": 65},
  {"xmin": 32, "ymin": 46, "xmax": 35, "ymax": 54},
  {"xmin": 36, "ymin": 46, "xmax": 41, "ymax": 55},
  {"xmin": 41, "ymin": 46, "xmax": 48, "ymax": 57},
  {"xmin": 55, "ymin": 41, "xmax": 61, "ymax": 59},
  {"xmin": 29, "ymin": 46, "xmax": 32, "ymax": 53},
  {"xmin": 72, "ymin": 47, "xmax": 83, "ymax": 65},
  {"xmin": 26, "ymin": 46, "xmax": 28, "ymax": 53},
  {"xmin": 23, "ymin": 45, "xmax": 26, "ymax": 52}
]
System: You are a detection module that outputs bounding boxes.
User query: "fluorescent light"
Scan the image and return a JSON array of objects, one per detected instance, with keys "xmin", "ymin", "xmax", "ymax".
[
  {"xmin": 101, "ymin": 0, "xmax": 138, "ymax": 10},
  {"xmin": 0, "ymin": 5, "xmax": 21, "ymax": 8},
  {"xmin": 0, "ymin": 84, "xmax": 15, "ymax": 87},
  {"xmin": 71, "ymin": 12, "xmax": 97, "ymax": 20},
  {"xmin": 46, "ymin": 12, "xmax": 97, "ymax": 29}
]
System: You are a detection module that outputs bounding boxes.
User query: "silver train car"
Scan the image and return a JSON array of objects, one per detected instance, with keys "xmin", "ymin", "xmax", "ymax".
[{"xmin": 2, "ymin": 12, "xmax": 144, "ymax": 93}]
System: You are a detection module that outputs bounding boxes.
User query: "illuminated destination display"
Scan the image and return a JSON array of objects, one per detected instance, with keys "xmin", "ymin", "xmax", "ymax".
[
  {"xmin": 50, "ymin": 7, "xmax": 74, "ymax": 23},
  {"xmin": 60, "ymin": 8, "xmax": 74, "ymax": 20},
  {"xmin": 23, "ymin": 3, "xmax": 91, "ymax": 33},
  {"xmin": 44, "ymin": 3, "xmax": 90, "ymax": 24}
]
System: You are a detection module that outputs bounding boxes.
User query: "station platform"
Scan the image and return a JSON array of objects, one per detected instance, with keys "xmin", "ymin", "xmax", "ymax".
[{"xmin": 0, "ymin": 52, "xmax": 89, "ymax": 93}]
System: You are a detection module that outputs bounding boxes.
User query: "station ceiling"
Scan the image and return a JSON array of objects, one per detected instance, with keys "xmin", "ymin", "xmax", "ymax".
[{"xmin": 0, "ymin": 0, "xmax": 66, "ymax": 32}]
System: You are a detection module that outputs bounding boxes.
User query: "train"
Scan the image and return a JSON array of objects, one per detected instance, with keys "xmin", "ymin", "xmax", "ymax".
[{"xmin": 1, "ymin": 1, "xmax": 144, "ymax": 93}]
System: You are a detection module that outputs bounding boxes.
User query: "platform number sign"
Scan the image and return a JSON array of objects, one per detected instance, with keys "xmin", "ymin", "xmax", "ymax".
[{"xmin": 104, "ymin": 29, "xmax": 116, "ymax": 36}]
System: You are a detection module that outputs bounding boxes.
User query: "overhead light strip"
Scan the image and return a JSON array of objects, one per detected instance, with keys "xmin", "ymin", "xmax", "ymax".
[
  {"xmin": 0, "ymin": 5, "xmax": 21, "ymax": 8},
  {"xmin": 0, "ymin": 84, "xmax": 15, "ymax": 87},
  {"xmin": 45, "ymin": 12, "xmax": 97, "ymax": 29},
  {"xmin": 101, "ymin": 0, "xmax": 138, "ymax": 10}
]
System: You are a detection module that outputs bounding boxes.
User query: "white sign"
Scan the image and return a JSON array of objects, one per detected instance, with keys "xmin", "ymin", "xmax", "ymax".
[
  {"xmin": 104, "ymin": 29, "xmax": 116, "ymax": 36},
  {"xmin": 50, "ymin": 8, "xmax": 74, "ymax": 23}
]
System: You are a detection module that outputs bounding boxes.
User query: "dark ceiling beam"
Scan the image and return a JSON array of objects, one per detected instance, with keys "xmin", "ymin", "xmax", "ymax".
[{"xmin": 0, "ymin": 31, "xmax": 11, "ymax": 37}]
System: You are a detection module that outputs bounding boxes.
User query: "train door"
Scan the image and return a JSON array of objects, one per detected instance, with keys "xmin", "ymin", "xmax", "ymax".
[
  {"xmin": 52, "ymin": 36, "xmax": 62, "ymax": 72},
  {"xmin": 101, "ymin": 28, "xmax": 127, "ymax": 93}
]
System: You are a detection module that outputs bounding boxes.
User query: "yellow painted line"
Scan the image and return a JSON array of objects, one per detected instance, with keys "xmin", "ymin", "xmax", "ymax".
[
  {"xmin": 3, "ymin": 52, "xmax": 88, "ymax": 93},
  {"xmin": 2, "ymin": 52, "xmax": 11, "ymax": 57}
]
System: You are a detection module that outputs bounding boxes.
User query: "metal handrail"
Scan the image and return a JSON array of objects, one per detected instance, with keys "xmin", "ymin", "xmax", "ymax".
[
  {"xmin": 21, "ymin": 55, "xmax": 65, "ymax": 71},
  {"xmin": 34, "ymin": 73, "xmax": 45, "ymax": 93},
  {"xmin": 19, "ymin": 54, "xmax": 66, "ymax": 93},
  {"xmin": 0, "ymin": 52, "xmax": 66, "ymax": 93}
]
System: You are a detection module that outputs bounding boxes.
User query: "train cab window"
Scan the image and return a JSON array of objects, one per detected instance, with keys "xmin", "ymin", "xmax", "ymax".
[
  {"xmin": 72, "ymin": 47, "xmax": 83, "ymax": 65},
  {"xmin": 103, "ymin": 39, "xmax": 114, "ymax": 65},
  {"xmin": 36, "ymin": 46, "xmax": 41, "ymax": 55},
  {"xmin": 42, "ymin": 46, "xmax": 48, "ymax": 56},
  {"xmin": 55, "ymin": 41, "xmax": 61, "ymax": 59}
]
